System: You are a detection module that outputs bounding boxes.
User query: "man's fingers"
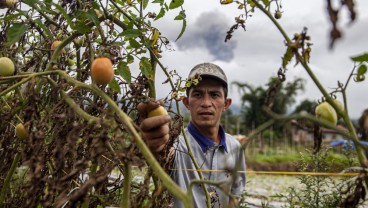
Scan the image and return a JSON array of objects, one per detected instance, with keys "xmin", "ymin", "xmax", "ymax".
[
  {"xmin": 137, "ymin": 102, "xmax": 148, "ymax": 118},
  {"xmin": 146, "ymin": 134, "xmax": 170, "ymax": 153},
  {"xmin": 140, "ymin": 115, "xmax": 171, "ymax": 131},
  {"xmin": 142, "ymin": 124, "xmax": 169, "ymax": 139}
]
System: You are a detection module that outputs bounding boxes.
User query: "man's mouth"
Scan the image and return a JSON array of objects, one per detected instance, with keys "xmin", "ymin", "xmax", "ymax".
[{"xmin": 198, "ymin": 111, "xmax": 213, "ymax": 116}]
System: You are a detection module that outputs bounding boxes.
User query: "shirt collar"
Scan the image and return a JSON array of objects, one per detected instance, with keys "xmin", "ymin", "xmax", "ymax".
[{"xmin": 187, "ymin": 122, "xmax": 228, "ymax": 153}]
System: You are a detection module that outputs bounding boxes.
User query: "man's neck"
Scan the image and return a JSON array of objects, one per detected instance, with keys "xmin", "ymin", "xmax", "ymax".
[{"xmin": 191, "ymin": 122, "xmax": 220, "ymax": 144}]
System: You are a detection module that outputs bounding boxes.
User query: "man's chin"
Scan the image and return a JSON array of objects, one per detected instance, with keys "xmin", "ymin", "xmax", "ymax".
[{"xmin": 193, "ymin": 121, "xmax": 216, "ymax": 128}]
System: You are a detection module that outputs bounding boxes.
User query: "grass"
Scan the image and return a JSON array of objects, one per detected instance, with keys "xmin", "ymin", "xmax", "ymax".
[
  {"xmin": 246, "ymin": 146, "xmax": 359, "ymax": 172},
  {"xmin": 246, "ymin": 153, "xmax": 301, "ymax": 163}
]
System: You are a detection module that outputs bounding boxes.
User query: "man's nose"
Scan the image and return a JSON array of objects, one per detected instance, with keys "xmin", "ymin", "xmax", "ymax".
[{"xmin": 201, "ymin": 94, "xmax": 212, "ymax": 107}]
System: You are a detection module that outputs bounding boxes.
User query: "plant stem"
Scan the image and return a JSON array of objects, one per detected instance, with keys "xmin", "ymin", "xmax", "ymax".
[
  {"xmin": 46, "ymin": 77, "xmax": 100, "ymax": 123},
  {"xmin": 120, "ymin": 162, "xmax": 132, "ymax": 208},
  {"xmin": 251, "ymin": 0, "xmax": 291, "ymax": 43},
  {"xmin": 175, "ymin": 101, "xmax": 211, "ymax": 207},
  {"xmin": 0, "ymin": 153, "xmax": 21, "ymax": 205},
  {"xmin": 0, "ymin": 71, "xmax": 56, "ymax": 97}
]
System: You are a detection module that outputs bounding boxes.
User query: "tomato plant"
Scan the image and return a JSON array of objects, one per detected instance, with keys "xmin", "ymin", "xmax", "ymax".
[
  {"xmin": 1, "ymin": 0, "xmax": 368, "ymax": 207},
  {"xmin": 0, "ymin": 0, "xmax": 188, "ymax": 207}
]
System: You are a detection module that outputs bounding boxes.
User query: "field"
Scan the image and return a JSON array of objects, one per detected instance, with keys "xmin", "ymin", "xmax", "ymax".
[{"xmin": 245, "ymin": 174, "xmax": 368, "ymax": 208}]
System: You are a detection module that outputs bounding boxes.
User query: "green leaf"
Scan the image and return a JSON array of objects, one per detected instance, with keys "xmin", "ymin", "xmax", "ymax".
[
  {"xmin": 174, "ymin": 11, "xmax": 186, "ymax": 41},
  {"xmin": 169, "ymin": 0, "xmax": 184, "ymax": 9},
  {"xmin": 175, "ymin": 19, "xmax": 186, "ymax": 41},
  {"xmin": 126, "ymin": 20, "xmax": 134, "ymax": 30},
  {"xmin": 119, "ymin": 29, "xmax": 142, "ymax": 38},
  {"xmin": 351, "ymin": 53, "xmax": 368, "ymax": 62},
  {"xmin": 108, "ymin": 78, "xmax": 121, "ymax": 93},
  {"xmin": 357, "ymin": 64, "xmax": 367, "ymax": 76},
  {"xmin": 152, "ymin": 0, "xmax": 164, "ymax": 5},
  {"xmin": 45, "ymin": 0, "xmax": 52, "ymax": 7},
  {"xmin": 114, "ymin": 0, "xmax": 124, "ymax": 6},
  {"xmin": 174, "ymin": 13, "xmax": 184, "ymax": 20},
  {"xmin": 127, "ymin": 54, "xmax": 134, "ymax": 64},
  {"xmin": 91, "ymin": 2, "xmax": 100, "ymax": 9},
  {"xmin": 248, "ymin": 0, "xmax": 256, "ymax": 8},
  {"xmin": 143, "ymin": 0, "xmax": 149, "ymax": 9},
  {"xmin": 3, "ymin": 12, "xmax": 26, "ymax": 21},
  {"xmin": 282, "ymin": 46, "xmax": 293, "ymax": 69},
  {"xmin": 140, "ymin": 57, "xmax": 153, "ymax": 80},
  {"xmin": 129, "ymin": 38, "xmax": 141, "ymax": 48},
  {"xmin": 6, "ymin": 23, "xmax": 28, "ymax": 46},
  {"xmin": 34, "ymin": 18, "xmax": 53, "ymax": 39},
  {"xmin": 185, "ymin": 82, "xmax": 191, "ymax": 88},
  {"xmin": 154, "ymin": 8, "xmax": 166, "ymax": 21},
  {"xmin": 23, "ymin": 0, "xmax": 37, "ymax": 5},
  {"xmin": 86, "ymin": 9, "xmax": 100, "ymax": 26},
  {"xmin": 74, "ymin": 21, "xmax": 92, "ymax": 34},
  {"xmin": 262, "ymin": 0, "xmax": 270, "ymax": 7},
  {"xmin": 117, "ymin": 62, "xmax": 132, "ymax": 84}
]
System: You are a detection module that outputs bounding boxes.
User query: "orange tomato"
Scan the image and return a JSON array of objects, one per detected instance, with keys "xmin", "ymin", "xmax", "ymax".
[{"xmin": 91, "ymin": 57, "xmax": 114, "ymax": 85}]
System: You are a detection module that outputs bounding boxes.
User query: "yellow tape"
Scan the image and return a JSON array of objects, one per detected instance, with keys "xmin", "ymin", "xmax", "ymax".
[{"xmin": 169, "ymin": 169, "xmax": 363, "ymax": 177}]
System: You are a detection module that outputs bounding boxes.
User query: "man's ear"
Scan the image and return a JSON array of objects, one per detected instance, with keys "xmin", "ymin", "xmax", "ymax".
[
  {"xmin": 182, "ymin": 97, "xmax": 190, "ymax": 110},
  {"xmin": 223, "ymin": 98, "xmax": 232, "ymax": 111}
]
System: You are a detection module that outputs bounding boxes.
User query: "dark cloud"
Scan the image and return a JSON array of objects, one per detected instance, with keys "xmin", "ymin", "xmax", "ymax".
[{"xmin": 176, "ymin": 11, "xmax": 237, "ymax": 62}]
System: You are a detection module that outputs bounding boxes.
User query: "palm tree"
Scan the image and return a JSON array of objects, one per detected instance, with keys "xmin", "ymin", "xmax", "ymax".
[{"xmin": 232, "ymin": 77, "xmax": 305, "ymax": 135}]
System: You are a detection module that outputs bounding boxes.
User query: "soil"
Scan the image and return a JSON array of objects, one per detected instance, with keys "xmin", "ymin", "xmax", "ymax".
[{"xmin": 246, "ymin": 162, "xmax": 299, "ymax": 172}]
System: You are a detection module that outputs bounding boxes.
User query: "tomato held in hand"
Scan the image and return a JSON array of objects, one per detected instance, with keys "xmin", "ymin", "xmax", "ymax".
[{"xmin": 148, "ymin": 106, "xmax": 168, "ymax": 118}]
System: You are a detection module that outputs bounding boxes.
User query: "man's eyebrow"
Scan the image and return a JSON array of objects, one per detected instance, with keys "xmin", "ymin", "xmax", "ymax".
[
  {"xmin": 191, "ymin": 88, "xmax": 203, "ymax": 92},
  {"xmin": 191, "ymin": 88, "xmax": 222, "ymax": 93}
]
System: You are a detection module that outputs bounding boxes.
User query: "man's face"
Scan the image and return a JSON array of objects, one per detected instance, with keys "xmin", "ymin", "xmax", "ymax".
[{"xmin": 183, "ymin": 78, "xmax": 232, "ymax": 130}]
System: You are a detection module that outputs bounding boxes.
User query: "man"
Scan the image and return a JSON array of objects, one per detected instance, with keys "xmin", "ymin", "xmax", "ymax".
[{"xmin": 139, "ymin": 63, "xmax": 246, "ymax": 207}]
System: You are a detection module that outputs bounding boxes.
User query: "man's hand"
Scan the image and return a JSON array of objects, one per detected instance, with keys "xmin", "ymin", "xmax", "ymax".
[{"xmin": 137, "ymin": 101, "xmax": 171, "ymax": 153}]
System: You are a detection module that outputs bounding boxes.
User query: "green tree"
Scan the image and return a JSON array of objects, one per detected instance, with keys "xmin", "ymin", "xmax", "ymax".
[
  {"xmin": 233, "ymin": 77, "xmax": 305, "ymax": 136},
  {"xmin": 293, "ymin": 99, "xmax": 318, "ymax": 114}
]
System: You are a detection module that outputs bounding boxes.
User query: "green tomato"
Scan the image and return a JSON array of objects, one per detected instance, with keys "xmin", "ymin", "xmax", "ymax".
[
  {"xmin": 0, "ymin": 57, "xmax": 15, "ymax": 76},
  {"xmin": 333, "ymin": 99, "xmax": 344, "ymax": 119},
  {"xmin": 274, "ymin": 11, "xmax": 282, "ymax": 19},
  {"xmin": 315, "ymin": 102, "xmax": 337, "ymax": 125}
]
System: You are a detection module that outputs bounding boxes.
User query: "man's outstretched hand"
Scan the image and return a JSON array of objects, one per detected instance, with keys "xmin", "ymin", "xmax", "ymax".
[{"xmin": 137, "ymin": 101, "xmax": 171, "ymax": 153}]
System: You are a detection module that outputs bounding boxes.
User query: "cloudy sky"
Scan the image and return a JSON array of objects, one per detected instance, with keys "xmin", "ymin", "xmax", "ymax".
[
  {"xmin": 1, "ymin": 1, "xmax": 366, "ymax": 119},
  {"xmin": 152, "ymin": 0, "xmax": 368, "ymax": 119}
]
